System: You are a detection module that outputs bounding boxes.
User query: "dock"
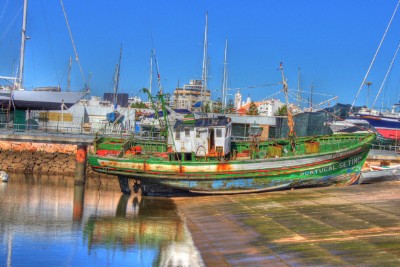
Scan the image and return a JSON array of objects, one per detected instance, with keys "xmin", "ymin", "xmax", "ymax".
[{"xmin": 174, "ymin": 180, "xmax": 400, "ymax": 266}]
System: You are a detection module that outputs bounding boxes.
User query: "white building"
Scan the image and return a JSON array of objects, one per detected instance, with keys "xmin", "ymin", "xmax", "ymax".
[
  {"xmin": 173, "ymin": 80, "xmax": 211, "ymax": 111},
  {"xmin": 257, "ymin": 99, "xmax": 284, "ymax": 116},
  {"xmin": 234, "ymin": 91, "xmax": 242, "ymax": 110}
]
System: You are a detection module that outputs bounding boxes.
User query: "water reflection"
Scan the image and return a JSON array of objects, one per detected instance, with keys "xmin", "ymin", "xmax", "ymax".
[{"xmin": 0, "ymin": 173, "xmax": 203, "ymax": 266}]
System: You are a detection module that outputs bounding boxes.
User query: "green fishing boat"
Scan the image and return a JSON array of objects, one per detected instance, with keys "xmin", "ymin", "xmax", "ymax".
[{"xmin": 88, "ymin": 65, "xmax": 376, "ymax": 195}]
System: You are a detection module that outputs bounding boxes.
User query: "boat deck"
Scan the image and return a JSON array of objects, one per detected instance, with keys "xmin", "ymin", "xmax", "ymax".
[{"xmin": 173, "ymin": 180, "xmax": 400, "ymax": 266}]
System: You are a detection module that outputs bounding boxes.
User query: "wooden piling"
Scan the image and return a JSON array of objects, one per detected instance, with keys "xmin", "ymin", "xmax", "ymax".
[{"xmin": 74, "ymin": 144, "xmax": 87, "ymax": 185}]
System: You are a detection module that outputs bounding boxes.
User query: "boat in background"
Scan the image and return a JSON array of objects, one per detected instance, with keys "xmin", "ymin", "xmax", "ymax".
[
  {"xmin": 0, "ymin": 0, "xmax": 88, "ymax": 111},
  {"xmin": 347, "ymin": 2, "xmax": 400, "ymax": 140},
  {"xmin": 369, "ymin": 163, "xmax": 400, "ymax": 171},
  {"xmin": 355, "ymin": 106, "xmax": 400, "ymax": 140},
  {"xmin": 88, "ymin": 64, "xmax": 376, "ymax": 195},
  {"xmin": 328, "ymin": 118, "xmax": 372, "ymax": 134}
]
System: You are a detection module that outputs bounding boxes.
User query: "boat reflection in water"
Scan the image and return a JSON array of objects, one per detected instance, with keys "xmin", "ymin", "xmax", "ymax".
[{"xmin": 0, "ymin": 174, "xmax": 203, "ymax": 266}]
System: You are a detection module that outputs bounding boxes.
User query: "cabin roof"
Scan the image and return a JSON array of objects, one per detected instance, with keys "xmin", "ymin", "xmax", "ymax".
[{"xmin": 174, "ymin": 116, "xmax": 231, "ymax": 130}]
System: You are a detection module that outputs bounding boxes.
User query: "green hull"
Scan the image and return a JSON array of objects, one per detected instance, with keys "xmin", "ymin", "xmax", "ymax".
[{"xmin": 88, "ymin": 133, "xmax": 375, "ymax": 194}]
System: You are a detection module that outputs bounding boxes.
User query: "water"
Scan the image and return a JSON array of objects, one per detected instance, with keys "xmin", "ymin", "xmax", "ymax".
[{"xmin": 0, "ymin": 174, "xmax": 203, "ymax": 266}]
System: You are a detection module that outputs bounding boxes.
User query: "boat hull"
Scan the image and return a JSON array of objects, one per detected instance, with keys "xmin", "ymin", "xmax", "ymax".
[
  {"xmin": 359, "ymin": 115, "xmax": 400, "ymax": 140},
  {"xmin": 0, "ymin": 89, "xmax": 87, "ymax": 110},
  {"xmin": 89, "ymin": 144, "xmax": 371, "ymax": 194}
]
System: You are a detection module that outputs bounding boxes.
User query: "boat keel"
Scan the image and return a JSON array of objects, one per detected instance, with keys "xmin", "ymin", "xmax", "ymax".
[{"xmin": 118, "ymin": 176, "xmax": 131, "ymax": 195}]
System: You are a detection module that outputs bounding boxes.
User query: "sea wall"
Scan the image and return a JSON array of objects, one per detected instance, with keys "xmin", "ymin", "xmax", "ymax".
[{"xmin": 0, "ymin": 141, "xmax": 100, "ymax": 177}]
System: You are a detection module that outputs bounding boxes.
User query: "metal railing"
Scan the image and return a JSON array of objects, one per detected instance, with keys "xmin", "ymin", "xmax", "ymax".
[
  {"xmin": 0, "ymin": 121, "xmax": 134, "ymax": 136},
  {"xmin": 370, "ymin": 144, "xmax": 400, "ymax": 157}
]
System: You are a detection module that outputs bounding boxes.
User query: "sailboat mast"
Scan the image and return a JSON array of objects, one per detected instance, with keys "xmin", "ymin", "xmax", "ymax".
[
  {"xmin": 201, "ymin": 12, "xmax": 208, "ymax": 111},
  {"xmin": 18, "ymin": 0, "xmax": 28, "ymax": 88},
  {"xmin": 222, "ymin": 38, "xmax": 228, "ymax": 112}
]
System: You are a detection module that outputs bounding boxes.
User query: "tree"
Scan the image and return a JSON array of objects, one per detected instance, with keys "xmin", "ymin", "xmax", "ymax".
[
  {"xmin": 275, "ymin": 105, "xmax": 288, "ymax": 116},
  {"xmin": 131, "ymin": 102, "xmax": 147, "ymax": 108},
  {"xmin": 225, "ymin": 99, "xmax": 236, "ymax": 114},
  {"xmin": 204, "ymin": 103, "xmax": 211, "ymax": 113},
  {"xmin": 246, "ymin": 101, "xmax": 259, "ymax": 115},
  {"xmin": 213, "ymin": 98, "xmax": 223, "ymax": 113}
]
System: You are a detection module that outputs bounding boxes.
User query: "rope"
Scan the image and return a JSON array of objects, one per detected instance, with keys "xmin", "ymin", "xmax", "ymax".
[
  {"xmin": 372, "ymin": 42, "xmax": 400, "ymax": 109},
  {"xmin": 59, "ymin": 0, "xmax": 87, "ymax": 89},
  {"xmin": 0, "ymin": 0, "xmax": 9, "ymax": 26},
  {"xmin": 0, "ymin": 6, "xmax": 22, "ymax": 46},
  {"xmin": 350, "ymin": 0, "xmax": 400, "ymax": 113}
]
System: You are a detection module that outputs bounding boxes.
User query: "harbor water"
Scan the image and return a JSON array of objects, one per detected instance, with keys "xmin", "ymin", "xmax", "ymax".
[
  {"xmin": 1, "ymin": 173, "xmax": 400, "ymax": 266},
  {"xmin": 0, "ymin": 174, "xmax": 203, "ymax": 267}
]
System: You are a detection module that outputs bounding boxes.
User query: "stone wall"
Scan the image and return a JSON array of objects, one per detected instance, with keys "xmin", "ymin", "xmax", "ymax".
[{"xmin": 0, "ymin": 141, "xmax": 99, "ymax": 177}]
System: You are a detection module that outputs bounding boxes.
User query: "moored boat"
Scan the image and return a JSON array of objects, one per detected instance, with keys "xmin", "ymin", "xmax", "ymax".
[
  {"xmin": 88, "ymin": 65, "xmax": 377, "ymax": 195},
  {"xmin": 0, "ymin": 0, "xmax": 88, "ymax": 111}
]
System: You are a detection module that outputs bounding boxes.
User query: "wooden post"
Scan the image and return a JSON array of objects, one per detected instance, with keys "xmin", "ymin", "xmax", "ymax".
[
  {"xmin": 73, "ymin": 184, "xmax": 84, "ymax": 221},
  {"xmin": 75, "ymin": 144, "xmax": 87, "ymax": 185}
]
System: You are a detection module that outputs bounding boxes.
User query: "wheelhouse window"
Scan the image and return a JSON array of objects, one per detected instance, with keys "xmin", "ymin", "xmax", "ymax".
[
  {"xmin": 176, "ymin": 130, "xmax": 181, "ymax": 140},
  {"xmin": 196, "ymin": 129, "xmax": 201, "ymax": 138},
  {"xmin": 185, "ymin": 128, "xmax": 190, "ymax": 137}
]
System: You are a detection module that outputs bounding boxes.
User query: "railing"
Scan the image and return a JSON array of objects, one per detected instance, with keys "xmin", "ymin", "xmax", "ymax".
[
  {"xmin": 0, "ymin": 121, "xmax": 134, "ymax": 137},
  {"xmin": 370, "ymin": 144, "xmax": 400, "ymax": 157}
]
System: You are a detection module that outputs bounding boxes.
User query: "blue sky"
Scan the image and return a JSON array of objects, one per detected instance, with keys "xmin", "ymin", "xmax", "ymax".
[{"xmin": 2, "ymin": 0, "xmax": 400, "ymax": 109}]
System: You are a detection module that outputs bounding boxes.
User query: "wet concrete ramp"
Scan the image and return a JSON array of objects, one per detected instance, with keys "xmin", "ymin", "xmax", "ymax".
[{"xmin": 174, "ymin": 181, "xmax": 400, "ymax": 266}]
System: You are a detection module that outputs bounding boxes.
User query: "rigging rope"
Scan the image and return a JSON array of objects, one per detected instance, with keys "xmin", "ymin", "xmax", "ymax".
[
  {"xmin": 350, "ymin": 0, "xmax": 400, "ymax": 113},
  {"xmin": 59, "ymin": 0, "xmax": 87, "ymax": 89},
  {"xmin": 0, "ymin": 0, "xmax": 9, "ymax": 26},
  {"xmin": 0, "ymin": 6, "xmax": 22, "ymax": 46},
  {"xmin": 372, "ymin": 42, "xmax": 400, "ymax": 109}
]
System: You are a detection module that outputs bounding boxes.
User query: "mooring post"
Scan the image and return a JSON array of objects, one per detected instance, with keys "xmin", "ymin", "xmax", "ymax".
[{"xmin": 75, "ymin": 144, "xmax": 87, "ymax": 185}]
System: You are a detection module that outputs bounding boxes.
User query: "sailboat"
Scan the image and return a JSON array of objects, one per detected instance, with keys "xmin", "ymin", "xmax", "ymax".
[
  {"xmin": 88, "ymin": 63, "xmax": 376, "ymax": 195},
  {"xmin": 0, "ymin": 0, "xmax": 88, "ymax": 111},
  {"xmin": 348, "ymin": 1, "xmax": 400, "ymax": 140}
]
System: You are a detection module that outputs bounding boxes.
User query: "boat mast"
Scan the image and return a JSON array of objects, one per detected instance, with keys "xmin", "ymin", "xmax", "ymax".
[
  {"xmin": 149, "ymin": 49, "xmax": 153, "ymax": 100},
  {"xmin": 201, "ymin": 12, "xmax": 208, "ymax": 112},
  {"xmin": 153, "ymin": 49, "xmax": 163, "ymax": 95},
  {"xmin": 280, "ymin": 63, "xmax": 296, "ymax": 152},
  {"xmin": 113, "ymin": 45, "xmax": 122, "ymax": 110},
  {"xmin": 297, "ymin": 67, "xmax": 301, "ymax": 107},
  {"xmin": 222, "ymin": 37, "xmax": 228, "ymax": 113},
  {"xmin": 17, "ymin": 0, "xmax": 28, "ymax": 89}
]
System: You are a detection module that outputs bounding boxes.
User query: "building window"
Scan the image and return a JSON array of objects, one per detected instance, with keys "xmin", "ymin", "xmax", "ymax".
[
  {"xmin": 216, "ymin": 129, "xmax": 222, "ymax": 138},
  {"xmin": 176, "ymin": 130, "xmax": 181, "ymax": 140}
]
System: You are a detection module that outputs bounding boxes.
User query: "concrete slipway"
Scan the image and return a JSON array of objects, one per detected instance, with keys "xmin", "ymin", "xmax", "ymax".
[{"xmin": 173, "ymin": 180, "xmax": 400, "ymax": 266}]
